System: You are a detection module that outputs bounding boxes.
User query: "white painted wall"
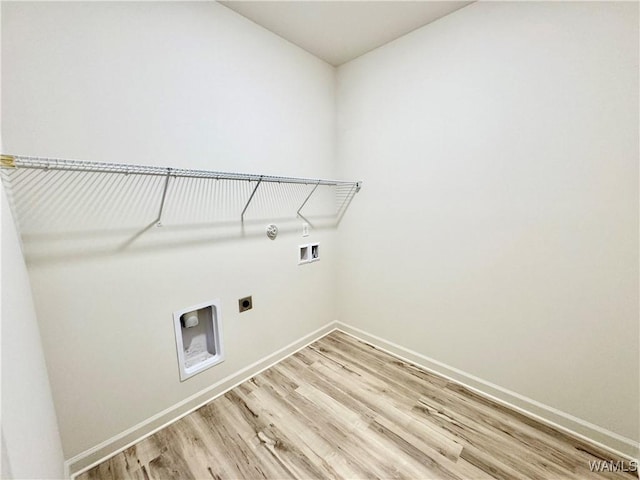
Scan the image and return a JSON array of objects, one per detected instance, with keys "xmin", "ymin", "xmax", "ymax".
[
  {"xmin": 2, "ymin": 1, "xmax": 337, "ymax": 459},
  {"xmin": 1, "ymin": 184, "xmax": 65, "ymax": 478},
  {"xmin": 3, "ymin": 0, "xmax": 638, "ymax": 467},
  {"xmin": 336, "ymin": 1, "xmax": 639, "ymax": 444}
]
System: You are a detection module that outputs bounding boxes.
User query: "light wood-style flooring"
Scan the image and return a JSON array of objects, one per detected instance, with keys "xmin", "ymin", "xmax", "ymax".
[{"xmin": 78, "ymin": 331, "xmax": 637, "ymax": 479}]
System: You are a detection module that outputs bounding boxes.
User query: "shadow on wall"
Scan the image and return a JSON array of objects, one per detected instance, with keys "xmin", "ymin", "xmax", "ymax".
[{"xmin": 1, "ymin": 163, "xmax": 359, "ymax": 265}]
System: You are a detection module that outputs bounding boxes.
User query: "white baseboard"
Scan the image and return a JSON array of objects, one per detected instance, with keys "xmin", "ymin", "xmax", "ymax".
[
  {"xmin": 66, "ymin": 321, "xmax": 338, "ymax": 478},
  {"xmin": 66, "ymin": 320, "xmax": 639, "ymax": 478},
  {"xmin": 335, "ymin": 321, "xmax": 640, "ymax": 461}
]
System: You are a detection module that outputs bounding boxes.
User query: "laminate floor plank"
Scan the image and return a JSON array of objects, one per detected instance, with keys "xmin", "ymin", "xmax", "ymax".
[
  {"xmin": 146, "ymin": 426, "xmax": 198, "ymax": 480},
  {"xmin": 304, "ymin": 357, "xmax": 464, "ymax": 462},
  {"xmin": 78, "ymin": 331, "xmax": 636, "ymax": 480},
  {"xmin": 232, "ymin": 384, "xmax": 341, "ymax": 479},
  {"xmin": 444, "ymin": 381, "xmax": 630, "ymax": 473},
  {"xmin": 227, "ymin": 387, "xmax": 334, "ymax": 480},
  {"xmin": 278, "ymin": 382, "xmax": 409, "ymax": 479},
  {"xmin": 412, "ymin": 397, "xmax": 581, "ymax": 480},
  {"xmin": 108, "ymin": 450, "xmax": 148, "ymax": 480},
  {"xmin": 311, "ymin": 335, "xmax": 588, "ymax": 480},
  {"xmin": 274, "ymin": 389, "xmax": 387, "ymax": 479},
  {"xmin": 275, "ymin": 364, "xmax": 425, "ymax": 480},
  {"xmin": 214, "ymin": 392, "xmax": 299, "ymax": 479},
  {"xmin": 438, "ymin": 386, "xmax": 589, "ymax": 473},
  {"xmin": 321, "ymin": 332, "xmax": 450, "ymax": 390},
  {"xmin": 321, "ymin": 334, "xmax": 632, "ymax": 480},
  {"xmin": 84, "ymin": 459, "xmax": 114, "ymax": 480},
  {"xmin": 249, "ymin": 386, "xmax": 337, "ymax": 463},
  {"xmin": 121, "ymin": 438, "xmax": 162, "ymax": 473},
  {"xmin": 182, "ymin": 409, "xmax": 259, "ymax": 480},
  {"xmin": 412, "ymin": 389, "xmax": 581, "ymax": 475},
  {"xmin": 312, "ymin": 337, "xmax": 450, "ymax": 406}
]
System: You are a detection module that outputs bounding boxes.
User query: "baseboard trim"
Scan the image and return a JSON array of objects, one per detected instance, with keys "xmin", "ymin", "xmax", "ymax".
[
  {"xmin": 335, "ymin": 322, "xmax": 639, "ymax": 461},
  {"xmin": 66, "ymin": 321, "xmax": 338, "ymax": 478},
  {"xmin": 66, "ymin": 320, "xmax": 639, "ymax": 478}
]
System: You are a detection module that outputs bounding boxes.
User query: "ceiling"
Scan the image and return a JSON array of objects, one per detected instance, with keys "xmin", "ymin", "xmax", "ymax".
[{"xmin": 218, "ymin": 1, "xmax": 472, "ymax": 66}]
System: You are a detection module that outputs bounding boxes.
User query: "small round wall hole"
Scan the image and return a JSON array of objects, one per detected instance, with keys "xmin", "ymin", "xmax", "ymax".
[{"xmin": 242, "ymin": 300, "xmax": 250, "ymax": 308}]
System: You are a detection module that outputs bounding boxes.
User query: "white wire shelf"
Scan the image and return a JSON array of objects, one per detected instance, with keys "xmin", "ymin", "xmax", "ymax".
[
  {"xmin": 0, "ymin": 154, "xmax": 362, "ymax": 237},
  {"xmin": 1, "ymin": 154, "xmax": 359, "ymax": 186}
]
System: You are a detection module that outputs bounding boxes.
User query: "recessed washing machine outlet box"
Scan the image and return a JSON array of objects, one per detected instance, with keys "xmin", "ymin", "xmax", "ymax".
[{"xmin": 173, "ymin": 299, "xmax": 224, "ymax": 382}]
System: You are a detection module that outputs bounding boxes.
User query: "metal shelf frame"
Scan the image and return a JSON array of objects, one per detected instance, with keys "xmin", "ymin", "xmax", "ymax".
[{"xmin": 1, "ymin": 154, "xmax": 362, "ymax": 228}]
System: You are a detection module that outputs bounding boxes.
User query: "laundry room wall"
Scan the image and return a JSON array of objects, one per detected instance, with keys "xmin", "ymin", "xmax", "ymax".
[
  {"xmin": 2, "ymin": 1, "xmax": 339, "ymax": 461},
  {"xmin": 1, "ymin": 182, "xmax": 65, "ymax": 478},
  {"xmin": 336, "ymin": 1, "xmax": 639, "ymax": 449}
]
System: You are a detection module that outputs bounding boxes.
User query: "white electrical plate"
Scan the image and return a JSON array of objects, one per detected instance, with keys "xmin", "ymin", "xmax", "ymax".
[{"xmin": 299, "ymin": 243, "xmax": 320, "ymax": 264}]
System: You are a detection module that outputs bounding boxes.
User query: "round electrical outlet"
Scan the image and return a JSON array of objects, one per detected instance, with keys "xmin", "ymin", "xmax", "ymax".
[{"xmin": 239, "ymin": 296, "xmax": 253, "ymax": 312}]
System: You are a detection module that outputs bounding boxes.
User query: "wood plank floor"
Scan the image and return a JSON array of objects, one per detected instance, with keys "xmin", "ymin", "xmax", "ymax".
[{"xmin": 78, "ymin": 331, "xmax": 637, "ymax": 480}]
